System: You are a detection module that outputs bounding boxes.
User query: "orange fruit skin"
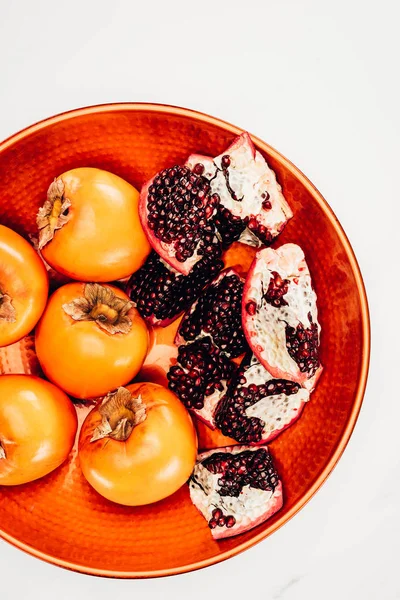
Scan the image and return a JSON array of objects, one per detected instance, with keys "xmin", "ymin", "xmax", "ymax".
[
  {"xmin": 0, "ymin": 225, "xmax": 49, "ymax": 347},
  {"xmin": 0, "ymin": 375, "xmax": 77, "ymax": 485},
  {"xmin": 41, "ymin": 168, "xmax": 151, "ymax": 282},
  {"xmin": 35, "ymin": 282, "xmax": 149, "ymax": 399},
  {"xmin": 78, "ymin": 382, "xmax": 198, "ymax": 506}
]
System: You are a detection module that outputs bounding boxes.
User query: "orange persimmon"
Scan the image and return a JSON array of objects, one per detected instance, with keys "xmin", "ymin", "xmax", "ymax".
[
  {"xmin": 35, "ymin": 282, "xmax": 149, "ymax": 399},
  {"xmin": 37, "ymin": 168, "xmax": 150, "ymax": 281},
  {"xmin": 0, "ymin": 225, "xmax": 48, "ymax": 347},
  {"xmin": 78, "ymin": 383, "xmax": 197, "ymax": 506},
  {"xmin": 0, "ymin": 375, "xmax": 77, "ymax": 485}
]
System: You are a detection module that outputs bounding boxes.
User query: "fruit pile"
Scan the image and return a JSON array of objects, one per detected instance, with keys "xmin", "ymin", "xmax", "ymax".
[{"xmin": 0, "ymin": 133, "xmax": 322, "ymax": 542}]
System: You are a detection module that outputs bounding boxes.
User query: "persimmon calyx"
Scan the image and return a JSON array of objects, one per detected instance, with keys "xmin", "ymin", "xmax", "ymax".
[
  {"xmin": 0, "ymin": 291, "xmax": 16, "ymax": 323},
  {"xmin": 62, "ymin": 283, "xmax": 134, "ymax": 334},
  {"xmin": 37, "ymin": 178, "xmax": 71, "ymax": 249},
  {"xmin": 91, "ymin": 387, "xmax": 147, "ymax": 442}
]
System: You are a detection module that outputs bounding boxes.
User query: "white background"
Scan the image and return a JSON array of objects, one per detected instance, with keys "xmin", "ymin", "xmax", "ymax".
[{"xmin": 0, "ymin": 0, "xmax": 399, "ymax": 598}]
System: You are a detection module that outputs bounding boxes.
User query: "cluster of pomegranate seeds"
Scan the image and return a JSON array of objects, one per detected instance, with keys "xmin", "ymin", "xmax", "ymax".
[
  {"xmin": 208, "ymin": 508, "xmax": 236, "ymax": 530},
  {"xmin": 215, "ymin": 354, "xmax": 301, "ymax": 443},
  {"xmin": 126, "ymin": 251, "xmax": 223, "ymax": 325},
  {"xmin": 168, "ymin": 337, "xmax": 235, "ymax": 410},
  {"xmin": 178, "ymin": 271, "xmax": 246, "ymax": 358},
  {"xmin": 146, "ymin": 166, "xmax": 221, "ymax": 264},
  {"xmin": 214, "ymin": 205, "xmax": 246, "ymax": 247},
  {"xmin": 247, "ymin": 218, "xmax": 273, "ymax": 245},
  {"xmin": 286, "ymin": 312, "xmax": 320, "ymax": 377},
  {"xmin": 202, "ymin": 448, "xmax": 279, "ymax": 497},
  {"xmin": 263, "ymin": 271, "xmax": 290, "ymax": 307}
]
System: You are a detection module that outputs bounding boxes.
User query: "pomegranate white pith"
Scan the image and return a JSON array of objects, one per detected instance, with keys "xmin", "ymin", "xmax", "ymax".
[
  {"xmin": 242, "ymin": 243, "xmax": 322, "ymax": 390},
  {"xmin": 186, "ymin": 132, "xmax": 292, "ymax": 246},
  {"xmin": 216, "ymin": 354, "xmax": 310, "ymax": 444},
  {"xmin": 189, "ymin": 445, "xmax": 283, "ymax": 540}
]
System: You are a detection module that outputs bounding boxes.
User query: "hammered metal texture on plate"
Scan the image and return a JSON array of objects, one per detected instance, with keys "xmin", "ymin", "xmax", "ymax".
[{"xmin": 0, "ymin": 104, "xmax": 369, "ymax": 577}]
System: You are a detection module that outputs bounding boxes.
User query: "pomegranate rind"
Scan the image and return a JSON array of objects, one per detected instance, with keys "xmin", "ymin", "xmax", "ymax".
[
  {"xmin": 242, "ymin": 243, "xmax": 323, "ymax": 390},
  {"xmin": 186, "ymin": 132, "xmax": 293, "ymax": 247},
  {"xmin": 216, "ymin": 354, "xmax": 310, "ymax": 445},
  {"xmin": 189, "ymin": 445, "xmax": 283, "ymax": 540}
]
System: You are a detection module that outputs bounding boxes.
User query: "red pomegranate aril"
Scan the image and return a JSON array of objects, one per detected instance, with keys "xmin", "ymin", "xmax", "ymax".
[
  {"xmin": 176, "ymin": 268, "xmax": 247, "ymax": 359},
  {"xmin": 139, "ymin": 164, "xmax": 222, "ymax": 275},
  {"xmin": 242, "ymin": 243, "xmax": 323, "ymax": 390},
  {"xmin": 225, "ymin": 516, "xmax": 236, "ymax": 528},
  {"xmin": 189, "ymin": 445, "xmax": 283, "ymax": 540},
  {"xmin": 262, "ymin": 199, "xmax": 272, "ymax": 210},
  {"xmin": 215, "ymin": 353, "xmax": 310, "ymax": 445},
  {"xmin": 263, "ymin": 271, "xmax": 290, "ymax": 307},
  {"xmin": 126, "ymin": 251, "xmax": 223, "ymax": 327},
  {"xmin": 245, "ymin": 301, "xmax": 257, "ymax": 316},
  {"xmin": 286, "ymin": 315, "xmax": 320, "ymax": 376},
  {"xmin": 186, "ymin": 133, "xmax": 292, "ymax": 248},
  {"xmin": 221, "ymin": 155, "xmax": 231, "ymax": 168},
  {"xmin": 167, "ymin": 336, "xmax": 235, "ymax": 427}
]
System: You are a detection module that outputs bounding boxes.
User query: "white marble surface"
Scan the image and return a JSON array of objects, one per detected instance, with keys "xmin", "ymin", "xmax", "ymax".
[{"xmin": 0, "ymin": 0, "xmax": 399, "ymax": 598}]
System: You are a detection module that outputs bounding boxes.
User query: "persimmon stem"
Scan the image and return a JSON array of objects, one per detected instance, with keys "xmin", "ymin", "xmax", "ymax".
[
  {"xmin": 37, "ymin": 179, "xmax": 72, "ymax": 249},
  {"xmin": 90, "ymin": 303, "xmax": 119, "ymax": 324},
  {"xmin": 62, "ymin": 283, "xmax": 133, "ymax": 335},
  {"xmin": 91, "ymin": 388, "xmax": 146, "ymax": 443}
]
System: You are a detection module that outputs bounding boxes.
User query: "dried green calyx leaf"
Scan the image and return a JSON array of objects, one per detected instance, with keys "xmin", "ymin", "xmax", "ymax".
[
  {"xmin": 63, "ymin": 283, "xmax": 134, "ymax": 334},
  {"xmin": 37, "ymin": 178, "xmax": 71, "ymax": 249},
  {"xmin": 0, "ymin": 291, "xmax": 16, "ymax": 323},
  {"xmin": 91, "ymin": 387, "xmax": 147, "ymax": 442}
]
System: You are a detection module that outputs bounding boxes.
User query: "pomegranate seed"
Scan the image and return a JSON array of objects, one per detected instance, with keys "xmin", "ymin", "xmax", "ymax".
[
  {"xmin": 262, "ymin": 199, "xmax": 272, "ymax": 210},
  {"xmin": 215, "ymin": 353, "xmax": 301, "ymax": 444},
  {"xmin": 203, "ymin": 448, "xmax": 279, "ymax": 497},
  {"xmin": 193, "ymin": 163, "xmax": 205, "ymax": 175},
  {"xmin": 221, "ymin": 155, "xmax": 231, "ymax": 168},
  {"xmin": 126, "ymin": 252, "xmax": 224, "ymax": 326},
  {"xmin": 225, "ymin": 516, "xmax": 236, "ymax": 528},
  {"xmin": 245, "ymin": 301, "xmax": 257, "ymax": 316}
]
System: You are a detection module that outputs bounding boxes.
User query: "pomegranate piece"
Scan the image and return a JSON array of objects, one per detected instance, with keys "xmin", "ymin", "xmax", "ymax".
[
  {"xmin": 215, "ymin": 353, "xmax": 309, "ymax": 444},
  {"xmin": 186, "ymin": 132, "xmax": 292, "ymax": 248},
  {"xmin": 242, "ymin": 243, "xmax": 323, "ymax": 391},
  {"xmin": 189, "ymin": 445, "xmax": 283, "ymax": 539},
  {"xmin": 175, "ymin": 268, "xmax": 247, "ymax": 358},
  {"xmin": 126, "ymin": 251, "xmax": 223, "ymax": 327},
  {"xmin": 167, "ymin": 336, "xmax": 235, "ymax": 427},
  {"xmin": 139, "ymin": 165, "xmax": 222, "ymax": 275}
]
